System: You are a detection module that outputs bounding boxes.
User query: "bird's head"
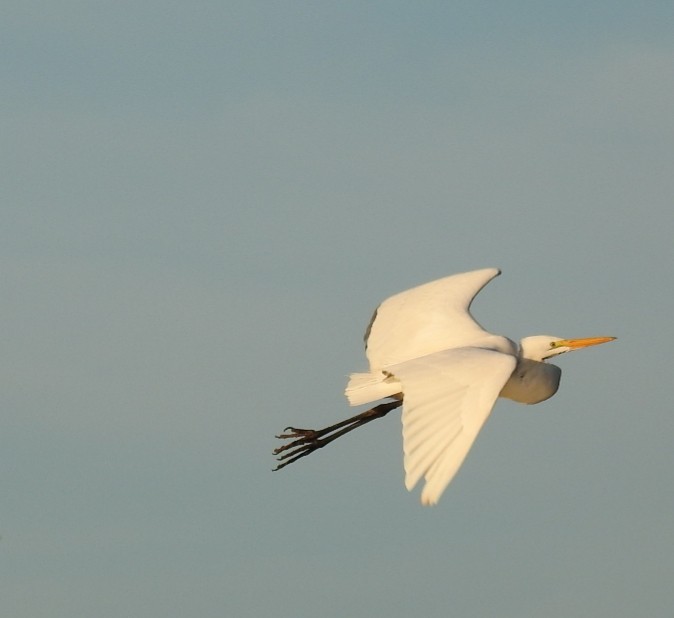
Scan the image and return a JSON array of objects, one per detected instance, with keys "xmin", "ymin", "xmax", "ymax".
[{"xmin": 520, "ymin": 335, "xmax": 616, "ymax": 362}]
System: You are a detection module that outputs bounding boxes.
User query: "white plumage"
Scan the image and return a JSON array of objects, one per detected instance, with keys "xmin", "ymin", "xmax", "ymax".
[
  {"xmin": 344, "ymin": 268, "xmax": 614, "ymax": 505},
  {"xmin": 275, "ymin": 268, "xmax": 615, "ymax": 506}
]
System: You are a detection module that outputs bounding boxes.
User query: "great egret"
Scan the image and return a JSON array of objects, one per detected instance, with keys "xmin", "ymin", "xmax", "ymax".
[{"xmin": 274, "ymin": 268, "xmax": 615, "ymax": 505}]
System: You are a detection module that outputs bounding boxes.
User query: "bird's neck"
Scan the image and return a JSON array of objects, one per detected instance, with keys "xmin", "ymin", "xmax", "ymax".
[{"xmin": 499, "ymin": 358, "xmax": 561, "ymax": 404}]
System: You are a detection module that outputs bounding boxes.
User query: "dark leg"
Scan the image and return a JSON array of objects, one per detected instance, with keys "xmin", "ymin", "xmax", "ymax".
[{"xmin": 273, "ymin": 399, "xmax": 402, "ymax": 470}]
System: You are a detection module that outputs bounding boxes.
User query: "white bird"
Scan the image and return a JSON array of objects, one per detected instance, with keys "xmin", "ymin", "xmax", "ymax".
[{"xmin": 274, "ymin": 268, "xmax": 615, "ymax": 505}]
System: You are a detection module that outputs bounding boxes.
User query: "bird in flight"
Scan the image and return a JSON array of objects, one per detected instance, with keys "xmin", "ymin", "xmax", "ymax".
[{"xmin": 273, "ymin": 268, "xmax": 615, "ymax": 505}]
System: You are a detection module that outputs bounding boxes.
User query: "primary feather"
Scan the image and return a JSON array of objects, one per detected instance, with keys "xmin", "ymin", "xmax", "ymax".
[{"xmin": 389, "ymin": 349, "xmax": 516, "ymax": 505}]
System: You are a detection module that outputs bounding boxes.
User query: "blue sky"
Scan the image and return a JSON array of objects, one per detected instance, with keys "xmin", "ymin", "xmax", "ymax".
[{"xmin": 3, "ymin": 2, "xmax": 673, "ymax": 617}]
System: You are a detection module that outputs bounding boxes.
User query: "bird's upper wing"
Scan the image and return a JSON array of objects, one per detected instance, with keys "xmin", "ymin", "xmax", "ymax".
[
  {"xmin": 387, "ymin": 347, "xmax": 516, "ymax": 505},
  {"xmin": 365, "ymin": 268, "xmax": 501, "ymax": 370}
]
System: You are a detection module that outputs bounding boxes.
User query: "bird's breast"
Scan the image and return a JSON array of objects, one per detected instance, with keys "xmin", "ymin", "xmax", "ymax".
[{"xmin": 499, "ymin": 359, "xmax": 561, "ymax": 404}]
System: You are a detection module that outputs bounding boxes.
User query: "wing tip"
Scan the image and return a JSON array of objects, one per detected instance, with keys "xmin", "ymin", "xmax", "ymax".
[
  {"xmin": 420, "ymin": 490, "xmax": 439, "ymax": 506},
  {"xmin": 406, "ymin": 480, "xmax": 440, "ymax": 506}
]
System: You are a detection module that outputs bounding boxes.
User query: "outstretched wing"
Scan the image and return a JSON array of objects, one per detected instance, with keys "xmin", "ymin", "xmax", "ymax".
[
  {"xmin": 365, "ymin": 268, "xmax": 501, "ymax": 370},
  {"xmin": 387, "ymin": 347, "xmax": 516, "ymax": 505}
]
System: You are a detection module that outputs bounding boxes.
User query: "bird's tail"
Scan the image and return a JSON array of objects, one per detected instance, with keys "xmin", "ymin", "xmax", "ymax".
[{"xmin": 344, "ymin": 371, "xmax": 400, "ymax": 406}]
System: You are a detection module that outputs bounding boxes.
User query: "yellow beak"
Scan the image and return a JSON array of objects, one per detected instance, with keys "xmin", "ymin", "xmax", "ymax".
[{"xmin": 555, "ymin": 336, "xmax": 616, "ymax": 350}]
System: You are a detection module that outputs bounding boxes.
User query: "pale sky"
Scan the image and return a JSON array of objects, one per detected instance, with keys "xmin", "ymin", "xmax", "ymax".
[{"xmin": 3, "ymin": 2, "xmax": 674, "ymax": 617}]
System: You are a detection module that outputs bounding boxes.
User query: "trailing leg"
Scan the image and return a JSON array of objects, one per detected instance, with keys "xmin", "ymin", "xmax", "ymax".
[{"xmin": 273, "ymin": 399, "xmax": 402, "ymax": 470}]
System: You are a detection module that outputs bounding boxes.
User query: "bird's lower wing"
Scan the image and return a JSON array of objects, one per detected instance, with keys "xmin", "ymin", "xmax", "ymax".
[{"xmin": 387, "ymin": 348, "xmax": 516, "ymax": 505}]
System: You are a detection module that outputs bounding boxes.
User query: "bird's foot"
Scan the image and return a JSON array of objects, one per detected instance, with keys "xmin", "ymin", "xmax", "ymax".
[
  {"xmin": 273, "ymin": 427, "xmax": 329, "ymax": 470},
  {"xmin": 275, "ymin": 426, "xmax": 319, "ymax": 443}
]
